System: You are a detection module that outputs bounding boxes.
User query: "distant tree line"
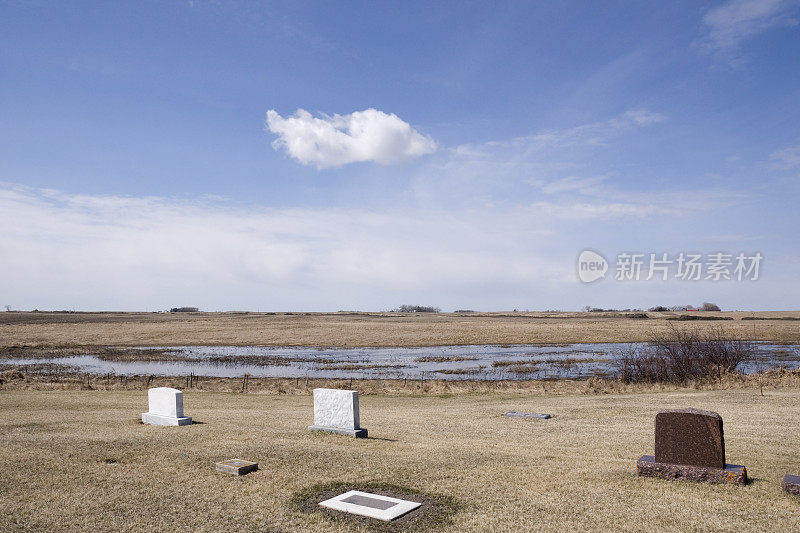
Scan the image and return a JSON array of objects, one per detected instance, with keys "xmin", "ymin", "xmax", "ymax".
[
  {"xmin": 583, "ymin": 306, "xmax": 643, "ymax": 312},
  {"xmin": 647, "ymin": 302, "xmax": 721, "ymax": 312},
  {"xmin": 392, "ymin": 305, "xmax": 441, "ymax": 313}
]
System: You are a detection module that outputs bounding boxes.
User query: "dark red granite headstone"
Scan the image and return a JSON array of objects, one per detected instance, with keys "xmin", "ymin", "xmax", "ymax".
[{"xmin": 654, "ymin": 408, "xmax": 725, "ymax": 468}]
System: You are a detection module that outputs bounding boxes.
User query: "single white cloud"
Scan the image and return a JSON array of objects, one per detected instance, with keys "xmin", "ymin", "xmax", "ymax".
[
  {"xmin": 265, "ymin": 108, "xmax": 437, "ymax": 169},
  {"xmin": 702, "ymin": 0, "xmax": 798, "ymax": 51}
]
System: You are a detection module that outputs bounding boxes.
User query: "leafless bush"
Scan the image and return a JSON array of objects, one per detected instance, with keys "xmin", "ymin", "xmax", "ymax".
[
  {"xmin": 615, "ymin": 326, "xmax": 754, "ymax": 383},
  {"xmin": 701, "ymin": 302, "xmax": 721, "ymax": 311}
]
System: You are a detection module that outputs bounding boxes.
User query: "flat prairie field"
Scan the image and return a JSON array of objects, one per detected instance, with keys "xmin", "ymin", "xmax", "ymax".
[
  {"xmin": 1, "ymin": 310, "xmax": 799, "ymax": 347},
  {"xmin": 1, "ymin": 388, "xmax": 800, "ymax": 532}
]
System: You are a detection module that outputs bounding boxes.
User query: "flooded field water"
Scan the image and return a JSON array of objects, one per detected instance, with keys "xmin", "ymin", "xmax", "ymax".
[{"xmin": 3, "ymin": 342, "xmax": 800, "ymax": 381}]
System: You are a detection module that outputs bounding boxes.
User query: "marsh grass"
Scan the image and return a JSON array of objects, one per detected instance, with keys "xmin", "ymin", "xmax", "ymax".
[
  {"xmin": 507, "ymin": 364, "xmax": 541, "ymax": 374},
  {"xmin": 316, "ymin": 363, "xmax": 406, "ymax": 370},
  {"xmin": 414, "ymin": 356, "xmax": 478, "ymax": 363},
  {"xmin": 5, "ymin": 366, "xmax": 800, "ymax": 395}
]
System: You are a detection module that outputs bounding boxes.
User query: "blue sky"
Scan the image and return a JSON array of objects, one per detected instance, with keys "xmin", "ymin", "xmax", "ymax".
[{"xmin": 1, "ymin": 1, "xmax": 799, "ymax": 311}]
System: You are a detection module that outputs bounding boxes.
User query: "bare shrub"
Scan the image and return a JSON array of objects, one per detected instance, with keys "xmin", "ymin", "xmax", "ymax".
[
  {"xmin": 615, "ymin": 326, "xmax": 754, "ymax": 383},
  {"xmin": 701, "ymin": 302, "xmax": 721, "ymax": 311}
]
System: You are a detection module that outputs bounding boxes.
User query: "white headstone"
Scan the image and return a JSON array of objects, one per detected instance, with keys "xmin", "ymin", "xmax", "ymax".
[
  {"xmin": 142, "ymin": 387, "xmax": 192, "ymax": 426},
  {"xmin": 309, "ymin": 388, "xmax": 367, "ymax": 437}
]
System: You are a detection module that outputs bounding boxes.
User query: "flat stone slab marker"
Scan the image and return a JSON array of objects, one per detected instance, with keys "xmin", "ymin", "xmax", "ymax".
[
  {"xmin": 215, "ymin": 459, "xmax": 258, "ymax": 476},
  {"xmin": 783, "ymin": 474, "xmax": 800, "ymax": 496},
  {"xmin": 319, "ymin": 490, "xmax": 421, "ymax": 521},
  {"xmin": 503, "ymin": 411, "xmax": 552, "ymax": 419}
]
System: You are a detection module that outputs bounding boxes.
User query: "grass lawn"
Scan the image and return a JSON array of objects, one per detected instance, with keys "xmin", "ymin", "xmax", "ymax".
[{"xmin": 2, "ymin": 387, "xmax": 800, "ymax": 531}]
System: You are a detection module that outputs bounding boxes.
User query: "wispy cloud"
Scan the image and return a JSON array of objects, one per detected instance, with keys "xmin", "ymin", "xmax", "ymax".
[
  {"xmin": 540, "ymin": 175, "xmax": 608, "ymax": 195},
  {"xmin": 529, "ymin": 201, "xmax": 674, "ymax": 220},
  {"xmin": 0, "ymin": 185, "xmax": 569, "ymax": 310},
  {"xmin": 0, "ymin": 177, "xmax": 783, "ymax": 311},
  {"xmin": 1, "ymin": 180, "xmax": 742, "ymax": 310},
  {"xmin": 455, "ymin": 109, "xmax": 665, "ymax": 159},
  {"xmin": 769, "ymin": 140, "xmax": 800, "ymax": 169},
  {"xmin": 411, "ymin": 109, "xmax": 665, "ymax": 206},
  {"xmin": 701, "ymin": 0, "xmax": 799, "ymax": 54},
  {"xmin": 265, "ymin": 108, "xmax": 437, "ymax": 169}
]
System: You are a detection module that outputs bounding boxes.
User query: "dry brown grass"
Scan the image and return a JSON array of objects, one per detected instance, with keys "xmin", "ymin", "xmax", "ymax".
[
  {"xmin": 2, "ymin": 385, "xmax": 800, "ymax": 532},
  {"xmin": 1, "ymin": 310, "xmax": 799, "ymax": 348},
  {"xmin": 5, "ymin": 365, "xmax": 800, "ymax": 396}
]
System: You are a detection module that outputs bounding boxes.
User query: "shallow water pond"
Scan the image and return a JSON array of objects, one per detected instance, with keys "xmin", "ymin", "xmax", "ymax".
[{"xmin": 3, "ymin": 342, "xmax": 800, "ymax": 381}]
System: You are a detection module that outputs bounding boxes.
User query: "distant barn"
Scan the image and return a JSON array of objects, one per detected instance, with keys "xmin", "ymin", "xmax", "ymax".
[{"xmin": 170, "ymin": 307, "xmax": 199, "ymax": 313}]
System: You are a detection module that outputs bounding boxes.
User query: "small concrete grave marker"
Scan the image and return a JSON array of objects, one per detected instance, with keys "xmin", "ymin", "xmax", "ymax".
[
  {"xmin": 141, "ymin": 387, "xmax": 192, "ymax": 426},
  {"xmin": 308, "ymin": 388, "xmax": 367, "ymax": 438},
  {"xmin": 215, "ymin": 459, "xmax": 258, "ymax": 476},
  {"xmin": 783, "ymin": 474, "xmax": 800, "ymax": 496},
  {"xmin": 319, "ymin": 490, "xmax": 421, "ymax": 521},
  {"xmin": 637, "ymin": 408, "xmax": 747, "ymax": 485},
  {"xmin": 503, "ymin": 411, "xmax": 552, "ymax": 419}
]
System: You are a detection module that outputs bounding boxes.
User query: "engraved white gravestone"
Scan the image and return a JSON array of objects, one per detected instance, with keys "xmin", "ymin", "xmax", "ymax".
[
  {"xmin": 142, "ymin": 387, "xmax": 192, "ymax": 426},
  {"xmin": 308, "ymin": 388, "xmax": 367, "ymax": 438}
]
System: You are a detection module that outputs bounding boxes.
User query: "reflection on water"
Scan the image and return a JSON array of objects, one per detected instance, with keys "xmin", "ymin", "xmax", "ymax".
[{"xmin": 1, "ymin": 343, "xmax": 799, "ymax": 381}]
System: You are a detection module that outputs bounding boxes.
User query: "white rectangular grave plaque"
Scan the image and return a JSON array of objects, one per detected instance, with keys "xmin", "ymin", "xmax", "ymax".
[{"xmin": 319, "ymin": 490, "xmax": 421, "ymax": 521}]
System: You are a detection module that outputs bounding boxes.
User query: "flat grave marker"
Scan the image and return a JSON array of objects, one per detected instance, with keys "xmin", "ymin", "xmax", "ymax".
[
  {"xmin": 319, "ymin": 490, "xmax": 421, "ymax": 521},
  {"xmin": 215, "ymin": 459, "xmax": 258, "ymax": 476},
  {"xmin": 783, "ymin": 474, "xmax": 800, "ymax": 496},
  {"xmin": 503, "ymin": 411, "xmax": 552, "ymax": 419}
]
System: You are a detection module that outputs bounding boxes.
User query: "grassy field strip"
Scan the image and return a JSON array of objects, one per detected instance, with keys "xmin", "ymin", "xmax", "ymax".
[
  {"xmin": 2, "ymin": 389, "xmax": 800, "ymax": 531},
  {"xmin": 1, "ymin": 311, "xmax": 799, "ymax": 347}
]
